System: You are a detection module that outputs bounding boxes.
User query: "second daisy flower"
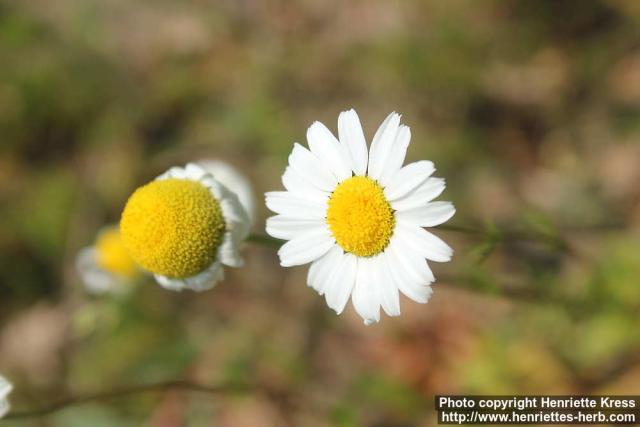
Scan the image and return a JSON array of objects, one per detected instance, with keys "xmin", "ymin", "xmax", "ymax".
[{"xmin": 120, "ymin": 162, "xmax": 253, "ymax": 292}]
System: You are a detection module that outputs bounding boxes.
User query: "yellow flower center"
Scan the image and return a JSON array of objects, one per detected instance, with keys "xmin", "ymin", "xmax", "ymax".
[
  {"xmin": 120, "ymin": 178, "xmax": 226, "ymax": 278},
  {"xmin": 95, "ymin": 227, "xmax": 138, "ymax": 278},
  {"xmin": 326, "ymin": 176, "xmax": 395, "ymax": 257}
]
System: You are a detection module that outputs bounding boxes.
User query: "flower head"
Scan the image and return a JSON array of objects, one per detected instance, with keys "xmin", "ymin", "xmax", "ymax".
[
  {"xmin": 0, "ymin": 375, "xmax": 13, "ymax": 419},
  {"xmin": 76, "ymin": 225, "xmax": 139, "ymax": 294},
  {"xmin": 265, "ymin": 109, "xmax": 455, "ymax": 324},
  {"xmin": 121, "ymin": 179, "xmax": 226, "ymax": 278},
  {"xmin": 120, "ymin": 163, "xmax": 252, "ymax": 291}
]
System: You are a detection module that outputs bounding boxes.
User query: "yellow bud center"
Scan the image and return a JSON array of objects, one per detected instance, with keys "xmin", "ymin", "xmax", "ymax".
[
  {"xmin": 326, "ymin": 176, "xmax": 395, "ymax": 257},
  {"xmin": 95, "ymin": 227, "xmax": 138, "ymax": 278},
  {"xmin": 120, "ymin": 178, "xmax": 225, "ymax": 278}
]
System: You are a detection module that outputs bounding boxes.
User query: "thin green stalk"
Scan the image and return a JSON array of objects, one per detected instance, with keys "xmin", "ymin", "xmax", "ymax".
[
  {"xmin": 4, "ymin": 381, "xmax": 250, "ymax": 420},
  {"xmin": 247, "ymin": 233, "xmax": 283, "ymax": 248}
]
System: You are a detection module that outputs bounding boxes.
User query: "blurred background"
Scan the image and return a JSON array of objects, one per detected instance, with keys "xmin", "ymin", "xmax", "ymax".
[{"xmin": 1, "ymin": 0, "xmax": 640, "ymax": 425}]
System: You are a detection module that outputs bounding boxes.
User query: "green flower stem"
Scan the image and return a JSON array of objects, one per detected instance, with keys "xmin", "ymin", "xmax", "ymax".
[
  {"xmin": 4, "ymin": 381, "xmax": 284, "ymax": 420},
  {"xmin": 247, "ymin": 233, "xmax": 283, "ymax": 248}
]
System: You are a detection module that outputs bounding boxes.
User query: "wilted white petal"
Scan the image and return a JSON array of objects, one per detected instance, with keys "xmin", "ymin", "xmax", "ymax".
[{"xmin": 197, "ymin": 159, "xmax": 257, "ymax": 225}]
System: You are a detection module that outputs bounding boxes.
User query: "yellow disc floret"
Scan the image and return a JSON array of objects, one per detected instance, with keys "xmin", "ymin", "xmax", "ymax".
[
  {"xmin": 326, "ymin": 176, "xmax": 395, "ymax": 257},
  {"xmin": 120, "ymin": 178, "xmax": 226, "ymax": 278},
  {"xmin": 95, "ymin": 226, "xmax": 138, "ymax": 278}
]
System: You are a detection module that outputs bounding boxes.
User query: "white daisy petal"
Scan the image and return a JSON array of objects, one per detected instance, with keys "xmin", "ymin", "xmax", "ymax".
[
  {"xmin": 375, "ymin": 254, "xmax": 401, "ymax": 317},
  {"xmin": 307, "ymin": 245, "xmax": 342, "ymax": 294},
  {"xmin": 324, "ymin": 252, "xmax": 357, "ymax": 314},
  {"xmin": 265, "ymin": 191, "xmax": 326, "ymax": 219},
  {"xmin": 218, "ymin": 231, "xmax": 244, "ymax": 267},
  {"xmin": 76, "ymin": 247, "xmax": 118, "ymax": 295},
  {"xmin": 0, "ymin": 376, "xmax": 13, "ymax": 398},
  {"xmin": 396, "ymin": 201, "xmax": 456, "ymax": 227},
  {"xmin": 388, "ymin": 237, "xmax": 435, "ymax": 283},
  {"xmin": 219, "ymin": 191, "xmax": 251, "ymax": 241},
  {"xmin": 395, "ymin": 222, "xmax": 453, "ymax": 262},
  {"xmin": 391, "ymin": 177, "xmax": 446, "ymax": 211},
  {"xmin": 281, "ymin": 166, "xmax": 330, "ymax": 204},
  {"xmin": 352, "ymin": 257, "xmax": 381, "ymax": 325},
  {"xmin": 0, "ymin": 375, "xmax": 12, "ymax": 419},
  {"xmin": 160, "ymin": 262, "xmax": 224, "ymax": 292},
  {"xmin": 266, "ymin": 215, "xmax": 325, "ymax": 240},
  {"xmin": 219, "ymin": 196, "xmax": 249, "ymax": 223},
  {"xmin": 154, "ymin": 261, "xmax": 224, "ymax": 292},
  {"xmin": 384, "ymin": 160, "xmax": 435, "ymax": 201},
  {"xmin": 278, "ymin": 228, "xmax": 334, "ymax": 267},
  {"xmin": 184, "ymin": 262, "xmax": 224, "ymax": 291},
  {"xmin": 203, "ymin": 177, "xmax": 251, "ymax": 241},
  {"xmin": 385, "ymin": 242, "xmax": 433, "ymax": 303},
  {"xmin": 289, "ymin": 143, "xmax": 337, "ymax": 191},
  {"xmin": 197, "ymin": 160, "xmax": 257, "ymax": 226},
  {"xmin": 0, "ymin": 400, "xmax": 8, "ymax": 419},
  {"xmin": 184, "ymin": 163, "xmax": 208, "ymax": 181},
  {"xmin": 155, "ymin": 274, "xmax": 187, "ymax": 291},
  {"xmin": 368, "ymin": 112, "xmax": 401, "ymax": 180},
  {"xmin": 338, "ymin": 109, "xmax": 368, "ymax": 176},
  {"xmin": 157, "ymin": 166, "xmax": 187, "ymax": 180},
  {"xmin": 75, "ymin": 226, "xmax": 140, "ymax": 295},
  {"xmin": 379, "ymin": 125, "xmax": 411, "ymax": 187},
  {"xmin": 307, "ymin": 121, "xmax": 352, "ymax": 181}
]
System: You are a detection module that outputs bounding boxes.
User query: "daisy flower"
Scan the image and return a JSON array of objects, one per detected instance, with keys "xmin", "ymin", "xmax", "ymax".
[
  {"xmin": 76, "ymin": 225, "xmax": 140, "ymax": 295},
  {"xmin": 120, "ymin": 162, "xmax": 252, "ymax": 292},
  {"xmin": 0, "ymin": 375, "xmax": 12, "ymax": 419},
  {"xmin": 265, "ymin": 109, "xmax": 455, "ymax": 324}
]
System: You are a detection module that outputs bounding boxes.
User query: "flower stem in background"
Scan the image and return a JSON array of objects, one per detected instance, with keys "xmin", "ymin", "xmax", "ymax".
[
  {"xmin": 3, "ymin": 381, "xmax": 269, "ymax": 421},
  {"xmin": 247, "ymin": 233, "xmax": 283, "ymax": 248}
]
